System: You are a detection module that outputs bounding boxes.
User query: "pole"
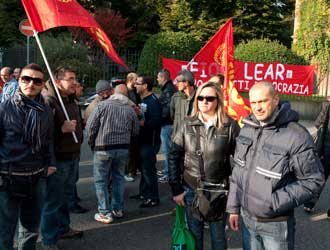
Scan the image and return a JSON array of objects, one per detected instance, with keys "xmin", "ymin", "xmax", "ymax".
[
  {"xmin": 33, "ymin": 30, "xmax": 78, "ymax": 143},
  {"xmin": 27, "ymin": 36, "xmax": 30, "ymax": 64}
]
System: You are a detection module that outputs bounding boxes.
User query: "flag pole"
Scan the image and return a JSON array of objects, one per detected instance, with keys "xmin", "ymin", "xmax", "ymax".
[{"xmin": 33, "ymin": 30, "xmax": 78, "ymax": 143}]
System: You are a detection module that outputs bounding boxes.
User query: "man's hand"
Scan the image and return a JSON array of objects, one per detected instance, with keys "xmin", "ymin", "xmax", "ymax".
[
  {"xmin": 228, "ymin": 213, "xmax": 240, "ymax": 231},
  {"xmin": 173, "ymin": 192, "xmax": 186, "ymax": 206},
  {"xmin": 47, "ymin": 166, "xmax": 57, "ymax": 176},
  {"xmin": 139, "ymin": 120, "xmax": 145, "ymax": 127},
  {"xmin": 61, "ymin": 120, "xmax": 77, "ymax": 133}
]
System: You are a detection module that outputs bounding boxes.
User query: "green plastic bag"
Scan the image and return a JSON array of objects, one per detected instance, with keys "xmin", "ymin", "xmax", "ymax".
[{"xmin": 171, "ymin": 205, "xmax": 196, "ymax": 250}]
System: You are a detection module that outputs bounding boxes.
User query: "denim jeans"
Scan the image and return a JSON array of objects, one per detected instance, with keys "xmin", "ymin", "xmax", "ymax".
[
  {"xmin": 160, "ymin": 125, "xmax": 173, "ymax": 176},
  {"xmin": 241, "ymin": 212, "xmax": 295, "ymax": 250},
  {"xmin": 183, "ymin": 185, "xmax": 227, "ymax": 250},
  {"xmin": 41, "ymin": 157, "xmax": 79, "ymax": 245},
  {"xmin": 139, "ymin": 144, "xmax": 160, "ymax": 201},
  {"xmin": 0, "ymin": 177, "xmax": 46, "ymax": 250},
  {"xmin": 93, "ymin": 149, "xmax": 128, "ymax": 214}
]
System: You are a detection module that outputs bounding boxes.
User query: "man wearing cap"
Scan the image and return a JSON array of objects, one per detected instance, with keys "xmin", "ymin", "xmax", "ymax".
[{"xmin": 84, "ymin": 80, "xmax": 114, "ymax": 124}]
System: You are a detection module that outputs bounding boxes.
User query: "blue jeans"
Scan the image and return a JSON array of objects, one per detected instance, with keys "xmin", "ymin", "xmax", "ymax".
[
  {"xmin": 241, "ymin": 212, "xmax": 295, "ymax": 250},
  {"xmin": 160, "ymin": 125, "xmax": 173, "ymax": 176},
  {"xmin": 93, "ymin": 149, "xmax": 128, "ymax": 214},
  {"xmin": 0, "ymin": 177, "xmax": 46, "ymax": 250},
  {"xmin": 139, "ymin": 144, "xmax": 160, "ymax": 201},
  {"xmin": 184, "ymin": 186, "xmax": 227, "ymax": 250},
  {"xmin": 41, "ymin": 157, "xmax": 79, "ymax": 245}
]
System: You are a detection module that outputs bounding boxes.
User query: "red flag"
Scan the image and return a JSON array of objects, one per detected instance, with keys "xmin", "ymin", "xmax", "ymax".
[
  {"xmin": 193, "ymin": 18, "xmax": 250, "ymax": 123},
  {"xmin": 21, "ymin": 0, "xmax": 129, "ymax": 70}
]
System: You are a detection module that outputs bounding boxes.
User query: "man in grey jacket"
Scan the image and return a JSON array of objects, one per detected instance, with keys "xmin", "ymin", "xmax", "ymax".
[
  {"xmin": 226, "ymin": 81, "xmax": 324, "ymax": 250},
  {"xmin": 86, "ymin": 84, "xmax": 139, "ymax": 224}
]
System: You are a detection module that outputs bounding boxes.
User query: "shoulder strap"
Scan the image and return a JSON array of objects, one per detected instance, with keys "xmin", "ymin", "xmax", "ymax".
[{"xmin": 195, "ymin": 126, "xmax": 205, "ymax": 180}]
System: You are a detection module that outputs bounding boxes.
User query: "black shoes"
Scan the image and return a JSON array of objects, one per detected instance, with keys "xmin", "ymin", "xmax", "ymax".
[
  {"xmin": 69, "ymin": 204, "xmax": 89, "ymax": 214},
  {"xmin": 327, "ymin": 208, "xmax": 330, "ymax": 220},
  {"xmin": 139, "ymin": 198, "xmax": 159, "ymax": 208},
  {"xmin": 60, "ymin": 228, "xmax": 83, "ymax": 239}
]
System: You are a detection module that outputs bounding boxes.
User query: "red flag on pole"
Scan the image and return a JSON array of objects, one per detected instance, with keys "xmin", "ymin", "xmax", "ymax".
[
  {"xmin": 193, "ymin": 18, "xmax": 250, "ymax": 123},
  {"xmin": 22, "ymin": 0, "xmax": 129, "ymax": 70}
]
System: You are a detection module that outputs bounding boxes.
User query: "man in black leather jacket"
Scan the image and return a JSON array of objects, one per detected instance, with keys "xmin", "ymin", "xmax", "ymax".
[{"xmin": 0, "ymin": 63, "xmax": 55, "ymax": 250}]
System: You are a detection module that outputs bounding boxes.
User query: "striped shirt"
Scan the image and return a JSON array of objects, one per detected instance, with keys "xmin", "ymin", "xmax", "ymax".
[{"xmin": 86, "ymin": 94, "xmax": 140, "ymax": 151}]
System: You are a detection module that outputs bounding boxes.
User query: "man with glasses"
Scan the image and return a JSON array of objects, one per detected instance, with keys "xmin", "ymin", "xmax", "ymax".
[
  {"xmin": 130, "ymin": 75, "xmax": 162, "ymax": 207},
  {"xmin": 41, "ymin": 66, "xmax": 85, "ymax": 250},
  {"xmin": 0, "ymin": 66, "xmax": 18, "ymax": 102},
  {"xmin": 0, "ymin": 63, "xmax": 56, "ymax": 250},
  {"xmin": 170, "ymin": 69, "xmax": 196, "ymax": 137}
]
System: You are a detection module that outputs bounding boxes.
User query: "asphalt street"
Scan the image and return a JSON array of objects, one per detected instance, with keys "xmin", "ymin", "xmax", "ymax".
[{"xmin": 34, "ymin": 121, "xmax": 330, "ymax": 250}]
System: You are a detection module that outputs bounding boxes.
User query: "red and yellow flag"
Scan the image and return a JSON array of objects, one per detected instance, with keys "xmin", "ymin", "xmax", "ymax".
[
  {"xmin": 21, "ymin": 0, "xmax": 129, "ymax": 70},
  {"xmin": 194, "ymin": 18, "xmax": 251, "ymax": 123}
]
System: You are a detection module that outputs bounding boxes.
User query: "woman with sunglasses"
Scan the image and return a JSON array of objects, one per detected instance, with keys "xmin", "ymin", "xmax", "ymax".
[{"xmin": 168, "ymin": 81, "xmax": 240, "ymax": 250}]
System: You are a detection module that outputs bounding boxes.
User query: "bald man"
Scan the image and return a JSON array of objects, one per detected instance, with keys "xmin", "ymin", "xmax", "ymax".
[
  {"xmin": 0, "ymin": 67, "xmax": 18, "ymax": 102},
  {"xmin": 86, "ymin": 83, "xmax": 139, "ymax": 223}
]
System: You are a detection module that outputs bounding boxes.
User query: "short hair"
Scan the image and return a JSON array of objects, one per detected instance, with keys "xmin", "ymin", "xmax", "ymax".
[
  {"xmin": 250, "ymin": 81, "xmax": 277, "ymax": 97},
  {"xmin": 159, "ymin": 68, "xmax": 171, "ymax": 81},
  {"xmin": 139, "ymin": 75, "xmax": 154, "ymax": 91},
  {"xmin": 53, "ymin": 66, "xmax": 75, "ymax": 80},
  {"xmin": 21, "ymin": 63, "xmax": 44, "ymax": 78},
  {"xmin": 127, "ymin": 72, "xmax": 137, "ymax": 82},
  {"xmin": 177, "ymin": 69, "xmax": 194, "ymax": 86},
  {"xmin": 210, "ymin": 74, "xmax": 224, "ymax": 86},
  {"xmin": 1, "ymin": 66, "xmax": 12, "ymax": 75},
  {"xmin": 115, "ymin": 84, "xmax": 128, "ymax": 96}
]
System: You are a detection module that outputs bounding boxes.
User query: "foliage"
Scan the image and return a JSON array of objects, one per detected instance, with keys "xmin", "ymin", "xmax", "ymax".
[
  {"xmin": 36, "ymin": 33, "xmax": 100, "ymax": 81},
  {"xmin": 293, "ymin": 0, "xmax": 330, "ymax": 75},
  {"xmin": 235, "ymin": 38, "xmax": 307, "ymax": 65},
  {"xmin": 137, "ymin": 31, "xmax": 202, "ymax": 76},
  {"xmin": 0, "ymin": 0, "xmax": 26, "ymax": 48},
  {"xmin": 70, "ymin": 8, "xmax": 133, "ymax": 48}
]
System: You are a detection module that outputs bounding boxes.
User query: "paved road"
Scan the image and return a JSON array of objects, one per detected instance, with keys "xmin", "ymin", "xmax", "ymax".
[{"xmin": 36, "ymin": 121, "xmax": 330, "ymax": 250}]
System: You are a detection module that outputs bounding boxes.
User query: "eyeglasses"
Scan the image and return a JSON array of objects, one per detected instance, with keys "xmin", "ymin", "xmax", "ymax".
[
  {"xmin": 62, "ymin": 78, "xmax": 77, "ymax": 83},
  {"xmin": 20, "ymin": 75, "xmax": 43, "ymax": 86},
  {"xmin": 197, "ymin": 96, "xmax": 217, "ymax": 102}
]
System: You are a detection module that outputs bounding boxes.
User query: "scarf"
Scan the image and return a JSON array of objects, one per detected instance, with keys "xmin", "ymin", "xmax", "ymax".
[{"xmin": 16, "ymin": 90, "xmax": 45, "ymax": 154}]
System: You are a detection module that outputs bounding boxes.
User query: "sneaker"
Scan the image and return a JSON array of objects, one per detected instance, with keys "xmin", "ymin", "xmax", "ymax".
[
  {"xmin": 42, "ymin": 243, "xmax": 60, "ymax": 250},
  {"xmin": 304, "ymin": 206, "xmax": 314, "ymax": 213},
  {"xmin": 157, "ymin": 170, "xmax": 164, "ymax": 176},
  {"xmin": 59, "ymin": 228, "xmax": 83, "ymax": 239},
  {"xmin": 327, "ymin": 208, "xmax": 330, "ymax": 220},
  {"xmin": 94, "ymin": 212, "xmax": 113, "ymax": 224},
  {"xmin": 158, "ymin": 175, "xmax": 168, "ymax": 183},
  {"xmin": 112, "ymin": 210, "xmax": 124, "ymax": 218},
  {"xmin": 139, "ymin": 198, "xmax": 159, "ymax": 208},
  {"xmin": 124, "ymin": 175, "xmax": 135, "ymax": 182}
]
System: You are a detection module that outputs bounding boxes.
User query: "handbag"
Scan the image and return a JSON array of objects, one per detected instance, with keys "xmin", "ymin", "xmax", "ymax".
[
  {"xmin": 171, "ymin": 205, "xmax": 196, "ymax": 250},
  {"xmin": 314, "ymin": 103, "xmax": 330, "ymax": 158},
  {"xmin": 191, "ymin": 126, "xmax": 229, "ymax": 222}
]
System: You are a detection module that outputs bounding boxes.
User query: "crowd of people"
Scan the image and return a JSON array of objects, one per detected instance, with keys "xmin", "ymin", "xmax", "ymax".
[{"xmin": 0, "ymin": 63, "xmax": 328, "ymax": 250}]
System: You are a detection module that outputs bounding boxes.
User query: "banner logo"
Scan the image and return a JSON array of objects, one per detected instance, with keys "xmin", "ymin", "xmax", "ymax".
[{"xmin": 57, "ymin": 0, "xmax": 72, "ymax": 3}]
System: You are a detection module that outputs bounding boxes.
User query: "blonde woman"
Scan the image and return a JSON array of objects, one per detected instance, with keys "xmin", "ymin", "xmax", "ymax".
[{"xmin": 168, "ymin": 81, "xmax": 240, "ymax": 250}]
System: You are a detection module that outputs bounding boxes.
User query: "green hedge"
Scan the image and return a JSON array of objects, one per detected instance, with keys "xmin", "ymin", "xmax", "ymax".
[
  {"xmin": 235, "ymin": 38, "xmax": 307, "ymax": 65},
  {"xmin": 137, "ymin": 31, "xmax": 202, "ymax": 76}
]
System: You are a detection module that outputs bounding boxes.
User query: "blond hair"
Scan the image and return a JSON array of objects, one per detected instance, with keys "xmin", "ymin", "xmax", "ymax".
[{"xmin": 191, "ymin": 81, "xmax": 227, "ymax": 128}]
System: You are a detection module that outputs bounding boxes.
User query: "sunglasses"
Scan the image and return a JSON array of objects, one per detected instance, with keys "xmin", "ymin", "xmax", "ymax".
[
  {"xmin": 197, "ymin": 96, "xmax": 217, "ymax": 102},
  {"xmin": 20, "ymin": 75, "xmax": 43, "ymax": 86}
]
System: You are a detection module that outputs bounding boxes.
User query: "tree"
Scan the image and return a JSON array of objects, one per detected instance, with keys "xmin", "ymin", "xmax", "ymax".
[
  {"xmin": 70, "ymin": 8, "xmax": 134, "ymax": 48},
  {"xmin": 0, "ymin": 0, "xmax": 26, "ymax": 48}
]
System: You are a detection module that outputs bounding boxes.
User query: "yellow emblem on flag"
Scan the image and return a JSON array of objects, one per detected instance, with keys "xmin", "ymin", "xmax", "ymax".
[{"xmin": 57, "ymin": 0, "xmax": 72, "ymax": 3}]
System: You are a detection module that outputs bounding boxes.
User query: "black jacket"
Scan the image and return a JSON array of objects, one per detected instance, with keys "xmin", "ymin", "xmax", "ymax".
[
  {"xmin": 0, "ymin": 92, "xmax": 55, "ymax": 173},
  {"xmin": 168, "ymin": 115, "xmax": 240, "ymax": 196},
  {"xmin": 158, "ymin": 80, "xmax": 177, "ymax": 125}
]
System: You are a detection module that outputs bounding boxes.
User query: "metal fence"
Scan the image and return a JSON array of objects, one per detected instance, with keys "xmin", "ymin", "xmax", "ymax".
[{"xmin": 0, "ymin": 44, "xmax": 141, "ymax": 88}]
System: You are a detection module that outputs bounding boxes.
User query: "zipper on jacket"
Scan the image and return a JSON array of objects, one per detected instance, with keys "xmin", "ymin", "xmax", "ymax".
[{"xmin": 243, "ymin": 126, "xmax": 264, "ymax": 209}]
